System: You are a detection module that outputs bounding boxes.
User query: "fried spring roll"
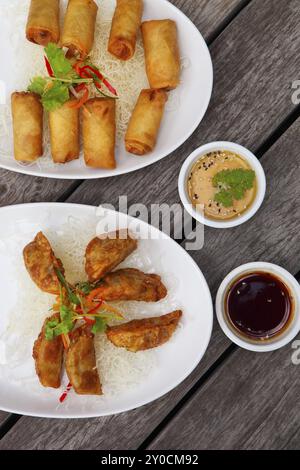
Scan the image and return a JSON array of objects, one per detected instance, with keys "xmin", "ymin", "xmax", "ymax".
[
  {"xmin": 23, "ymin": 231, "xmax": 64, "ymax": 295},
  {"xmin": 93, "ymin": 268, "xmax": 167, "ymax": 302},
  {"xmin": 85, "ymin": 230, "xmax": 137, "ymax": 282},
  {"xmin": 66, "ymin": 327, "xmax": 102, "ymax": 395},
  {"xmin": 33, "ymin": 314, "xmax": 64, "ymax": 388},
  {"xmin": 26, "ymin": 0, "xmax": 60, "ymax": 46},
  {"xmin": 125, "ymin": 89, "xmax": 167, "ymax": 155},
  {"xmin": 108, "ymin": 0, "xmax": 143, "ymax": 61},
  {"xmin": 11, "ymin": 92, "xmax": 43, "ymax": 162},
  {"xmin": 49, "ymin": 99, "xmax": 80, "ymax": 164},
  {"xmin": 142, "ymin": 19, "xmax": 180, "ymax": 90},
  {"xmin": 106, "ymin": 310, "xmax": 182, "ymax": 352},
  {"xmin": 82, "ymin": 98, "xmax": 116, "ymax": 169},
  {"xmin": 61, "ymin": 0, "xmax": 98, "ymax": 58}
]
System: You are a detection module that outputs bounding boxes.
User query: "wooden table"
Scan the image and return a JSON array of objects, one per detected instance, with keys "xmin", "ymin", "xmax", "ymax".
[{"xmin": 1, "ymin": 0, "xmax": 300, "ymax": 450}]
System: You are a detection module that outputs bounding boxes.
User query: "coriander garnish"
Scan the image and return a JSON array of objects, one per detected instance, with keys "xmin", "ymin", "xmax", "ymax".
[{"xmin": 212, "ymin": 168, "xmax": 256, "ymax": 208}]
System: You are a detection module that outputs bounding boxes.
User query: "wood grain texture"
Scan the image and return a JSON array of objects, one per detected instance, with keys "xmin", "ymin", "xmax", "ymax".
[
  {"xmin": 0, "ymin": 411, "xmax": 9, "ymax": 427},
  {"xmin": 145, "ymin": 117, "xmax": 300, "ymax": 449},
  {"xmin": 0, "ymin": 168, "xmax": 77, "ymax": 208},
  {"xmin": 0, "ymin": 0, "xmax": 242, "ymax": 209},
  {"xmin": 1, "ymin": 0, "xmax": 300, "ymax": 452},
  {"xmin": 2, "ymin": 117, "xmax": 300, "ymax": 449},
  {"xmin": 0, "ymin": 0, "xmax": 245, "ymax": 445},
  {"xmin": 149, "ymin": 341, "xmax": 300, "ymax": 450},
  {"xmin": 68, "ymin": 0, "xmax": 300, "ymax": 224}
]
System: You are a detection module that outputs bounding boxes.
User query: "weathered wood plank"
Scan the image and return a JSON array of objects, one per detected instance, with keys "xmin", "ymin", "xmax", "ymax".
[
  {"xmin": 1, "ymin": 117, "xmax": 300, "ymax": 449},
  {"xmin": 148, "ymin": 341, "xmax": 300, "ymax": 450},
  {"xmin": 143, "ymin": 117, "xmax": 300, "ymax": 449},
  {"xmin": 0, "ymin": 0, "xmax": 242, "ymax": 209},
  {"xmin": 0, "ymin": 411, "xmax": 9, "ymax": 427},
  {"xmin": 68, "ymin": 0, "xmax": 300, "ymax": 220}
]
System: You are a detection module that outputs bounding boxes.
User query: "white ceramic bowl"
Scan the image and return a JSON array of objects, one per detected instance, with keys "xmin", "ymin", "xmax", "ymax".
[
  {"xmin": 178, "ymin": 141, "xmax": 266, "ymax": 228},
  {"xmin": 215, "ymin": 262, "xmax": 300, "ymax": 352}
]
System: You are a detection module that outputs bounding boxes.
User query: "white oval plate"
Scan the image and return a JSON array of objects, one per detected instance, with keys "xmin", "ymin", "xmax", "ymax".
[
  {"xmin": 0, "ymin": 0, "xmax": 213, "ymax": 180},
  {"xmin": 0, "ymin": 203, "xmax": 213, "ymax": 418}
]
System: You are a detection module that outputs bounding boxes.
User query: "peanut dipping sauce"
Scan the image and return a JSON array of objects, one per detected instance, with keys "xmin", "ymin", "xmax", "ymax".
[{"xmin": 187, "ymin": 150, "xmax": 257, "ymax": 220}]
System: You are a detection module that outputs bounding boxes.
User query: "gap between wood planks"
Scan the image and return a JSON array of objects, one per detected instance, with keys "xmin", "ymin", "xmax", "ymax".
[
  {"xmin": 1, "ymin": 108, "xmax": 300, "ymax": 447},
  {"xmin": 138, "ymin": 268, "xmax": 300, "ymax": 450},
  {"xmin": 0, "ymin": 0, "xmax": 299, "ymax": 443}
]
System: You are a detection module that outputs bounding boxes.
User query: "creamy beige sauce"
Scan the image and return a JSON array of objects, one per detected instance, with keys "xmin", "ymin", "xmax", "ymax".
[{"xmin": 187, "ymin": 150, "xmax": 257, "ymax": 220}]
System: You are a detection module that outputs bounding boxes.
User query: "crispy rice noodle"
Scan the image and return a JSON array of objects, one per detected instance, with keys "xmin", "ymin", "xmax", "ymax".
[
  {"xmin": 0, "ymin": 0, "xmax": 188, "ymax": 169},
  {"xmin": 0, "ymin": 216, "xmax": 181, "ymax": 402}
]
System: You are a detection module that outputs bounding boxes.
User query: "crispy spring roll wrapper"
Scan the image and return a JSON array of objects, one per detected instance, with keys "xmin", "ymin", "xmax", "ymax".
[
  {"xmin": 26, "ymin": 0, "xmax": 60, "ymax": 46},
  {"xmin": 125, "ymin": 89, "xmax": 167, "ymax": 155},
  {"xmin": 83, "ymin": 98, "xmax": 116, "ymax": 169},
  {"xmin": 108, "ymin": 0, "xmax": 143, "ymax": 61},
  {"xmin": 49, "ymin": 99, "xmax": 80, "ymax": 164},
  {"xmin": 61, "ymin": 0, "xmax": 98, "ymax": 58},
  {"xmin": 142, "ymin": 19, "xmax": 180, "ymax": 90},
  {"xmin": 11, "ymin": 92, "xmax": 43, "ymax": 162}
]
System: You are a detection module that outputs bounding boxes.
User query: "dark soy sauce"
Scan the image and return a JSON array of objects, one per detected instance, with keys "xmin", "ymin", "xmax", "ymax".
[{"xmin": 225, "ymin": 271, "xmax": 293, "ymax": 341}]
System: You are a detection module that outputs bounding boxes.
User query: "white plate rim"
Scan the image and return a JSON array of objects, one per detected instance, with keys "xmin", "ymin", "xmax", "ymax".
[
  {"xmin": 0, "ymin": 0, "xmax": 214, "ymax": 180},
  {"xmin": 0, "ymin": 202, "xmax": 213, "ymax": 418}
]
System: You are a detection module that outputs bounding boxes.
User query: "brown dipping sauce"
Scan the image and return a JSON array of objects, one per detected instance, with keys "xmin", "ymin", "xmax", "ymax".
[{"xmin": 225, "ymin": 271, "xmax": 294, "ymax": 341}]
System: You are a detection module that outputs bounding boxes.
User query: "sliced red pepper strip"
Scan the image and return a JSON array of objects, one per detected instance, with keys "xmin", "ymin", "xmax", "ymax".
[
  {"xmin": 81, "ymin": 65, "xmax": 118, "ymax": 96},
  {"xmin": 69, "ymin": 85, "xmax": 89, "ymax": 109},
  {"xmin": 74, "ymin": 83, "xmax": 86, "ymax": 93},
  {"xmin": 86, "ymin": 288, "xmax": 105, "ymax": 307},
  {"xmin": 44, "ymin": 57, "xmax": 54, "ymax": 77},
  {"xmin": 88, "ymin": 301, "xmax": 103, "ymax": 315},
  {"xmin": 59, "ymin": 382, "xmax": 72, "ymax": 403},
  {"xmin": 84, "ymin": 317, "xmax": 96, "ymax": 326},
  {"xmin": 102, "ymin": 77, "xmax": 118, "ymax": 96}
]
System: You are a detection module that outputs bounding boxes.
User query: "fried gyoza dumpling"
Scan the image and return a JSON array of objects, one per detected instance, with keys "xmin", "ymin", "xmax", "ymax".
[
  {"xmin": 85, "ymin": 229, "xmax": 137, "ymax": 282},
  {"xmin": 23, "ymin": 231, "xmax": 64, "ymax": 295},
  {"xmin": 33, "ymin": 313, "xmax": 64, "ymax": 389},
  {"xmin": 93, "ymin": 268, "xmax": 167, "ymax": 302},
  {"xmin": 106, "ymin": 310, "xmax": 182, "ymax": 352},
  {"xmin": 65, "ymin": 326, "xmax": 102, "ymax": 395}
]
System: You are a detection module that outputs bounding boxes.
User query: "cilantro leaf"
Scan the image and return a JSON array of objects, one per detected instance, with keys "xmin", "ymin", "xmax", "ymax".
[
  {"xmin": 76, "ymin": 281, "xmax": 94, "ymax": 295},
  {"xmin": 41, "ymin": 81, "xmax": 70, "ymax": 112},
  {"xmin": 212, "ymin": 169, "xmax": 255, "ymax": 208},
  {"xmin": 92, "ymin": 317, "xmax": 107, "ymax": 334},
  {"xmin": 28, "ymin": 76, "xmax": 48, "ymax": 96},
  {"xmin": 55, "ymin": 267, "xmax": 80, "ymax": 305},
  {"xmin": 45, "ymin": 319, "xmax": 59, "ymax": 340},
  {"xmin": 214, "ymin": 189, "xmax": 234, "ymax": 208},
  {"xmin": 45, "ymin": 43, "xmax": 73, "ymax": 78},
  {"xmin": 44, "ymin": 307, "xmax": 75, "ymax": 341}
]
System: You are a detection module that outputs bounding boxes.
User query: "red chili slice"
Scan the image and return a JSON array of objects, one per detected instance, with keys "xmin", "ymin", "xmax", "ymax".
[{"xmin": 44, "ymin": 57, "xmax": 54, "ymax": 77}]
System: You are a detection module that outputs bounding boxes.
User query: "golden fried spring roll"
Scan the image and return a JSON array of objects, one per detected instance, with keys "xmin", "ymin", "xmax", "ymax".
[
  {"xmin": 142, "ymin": 19, "xmax": 180, "ymax": 90},
  {"xmin": 26, "ymin": 0, "xmax": 60, "ymax": 46},
  {"xmin": 61, "ymin": 0, "xmax": 98, "ymax": 58},
  {"xmin": 125, "ymin": 89, "xmax": 167, "ymax": 155},
  {"xmin": 49, "ymin": 99, "xmax": 80, "ymax": 164},
  {"xmin": 108, "ymin": 0, "xmax": 143, "ymax": 61},
  {"xmin": 82, "ymin": 98, "xmax": 116, "ymax": 169},
  {"xmin": 11, "ymin": 92, "xmax": 43, "ymax": 162}
]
